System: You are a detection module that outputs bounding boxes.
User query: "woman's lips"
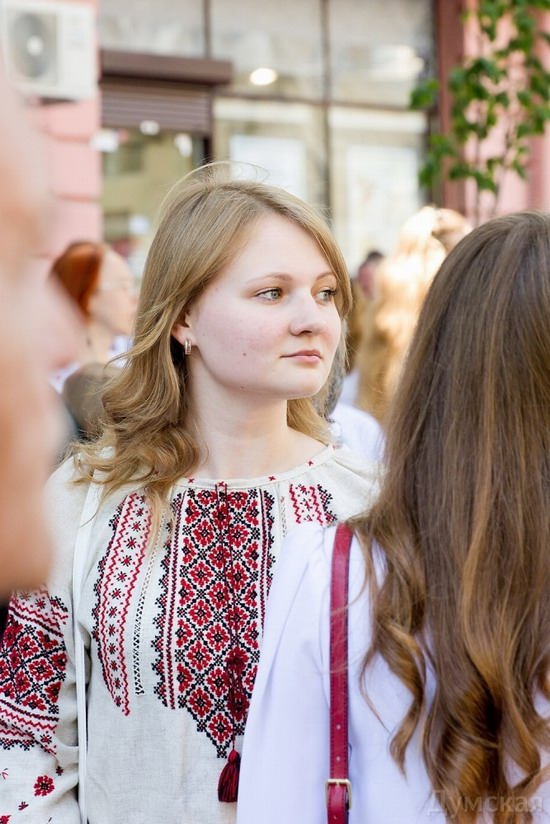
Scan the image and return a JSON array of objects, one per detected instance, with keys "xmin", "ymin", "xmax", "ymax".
[{"xmin": 282, "ymin": 350, "xmax": 322, "ymax": 363}]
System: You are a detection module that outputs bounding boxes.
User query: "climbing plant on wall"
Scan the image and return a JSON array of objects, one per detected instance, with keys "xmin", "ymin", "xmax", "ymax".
[{"xmin": 410, "ymin": 0, "xmax": 550, "ymax": 223}]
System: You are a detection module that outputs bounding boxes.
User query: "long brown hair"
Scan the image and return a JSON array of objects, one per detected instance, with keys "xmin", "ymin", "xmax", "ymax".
[
  {"xmin": 75, "ymin": 163, "xmax": 352, "ymax": 519},
  {"xmin": 356, "ymin": 210, "xmax": 550, "ymax": 822}
]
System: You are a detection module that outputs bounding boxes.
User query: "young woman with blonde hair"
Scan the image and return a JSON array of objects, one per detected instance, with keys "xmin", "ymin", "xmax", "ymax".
[
  {"xmin": 238, "ymin": 210, "xmax": 550, "ymax": 823},
  {"xmin": 0, "ymin": 164, "xmax": 379, "ymax": 823}
]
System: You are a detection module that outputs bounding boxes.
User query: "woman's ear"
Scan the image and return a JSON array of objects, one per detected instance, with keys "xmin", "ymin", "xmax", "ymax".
[
  {"xmin": 171, "ymin": 310, "xmax": 195, "ymax": 346},
  {"xmin": 171, "ymin": 322, "xmax": 189, "ymax": 346}
]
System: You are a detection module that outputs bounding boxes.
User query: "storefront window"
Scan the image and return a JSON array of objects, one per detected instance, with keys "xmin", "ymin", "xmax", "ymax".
[
  {"xmin": 98, "ymin": 0, "xmax": 434, "ymax": 273},
  {"xmin": 329, "ymin": 107, "xmax": 426, "ymax": 267},
  {"xmin": 211, "ymin": 0, "xmax": 324, "ymax": 100},
  {"xmin": 214, "ymin": 98, "xmax": 327, "ymax": 207},
  {"xmin": 101, "ymin": 128, "xmax": 203, "ymax": 276},
  {"xmin": 329, "ymin": 0, "xmax": 433, "ymax": 106},
  {"xmin": 98, "ymin": 0, "xmax": 205, "ymax": 57}
]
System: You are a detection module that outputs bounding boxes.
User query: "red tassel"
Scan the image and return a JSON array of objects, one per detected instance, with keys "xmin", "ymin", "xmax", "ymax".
[{"xmin": 218, "ymin": 748, "xmax": 241, "ymax": 802}]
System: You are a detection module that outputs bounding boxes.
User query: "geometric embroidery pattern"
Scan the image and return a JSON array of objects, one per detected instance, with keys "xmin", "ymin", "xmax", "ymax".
[
  {"xmin": 84, "ymin": 478, "xmax": 337, "ymax": 759},
  {"xmin": 152, "ymin": 486, "xmax": 275, "ymax": 758},
  {"xmin": 92, "ymin": 492, "xmax": 150, "ymax": 715},
  {"xmin": 288, "ymin": 483, "xmax": 337, "ymax": 526},
  {"xmin": 0, "ymin": 589, "xmax": 69, "ymax": 754}
]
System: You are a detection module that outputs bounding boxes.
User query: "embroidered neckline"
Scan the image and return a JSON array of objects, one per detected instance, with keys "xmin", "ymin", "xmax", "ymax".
[
  {"xmin": 174, "ymin": 443, "xmax": 336, "ymax": 490},
  {"xmin": 91, "ymin": 481, "xmax": 337, "ymax": 764}
]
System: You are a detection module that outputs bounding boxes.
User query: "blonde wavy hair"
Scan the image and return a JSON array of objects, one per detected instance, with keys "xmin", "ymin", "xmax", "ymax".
[
  {"xmin": 355, "ymin": 211, "xmax": 550, "ymax": 822},
  {"xmin": 74, "ymin": 163, "xmax": 352, "ymax": 518},
  {"xmin": 356, "ymin": 206, "xmax": 471, "ymax": 423}
]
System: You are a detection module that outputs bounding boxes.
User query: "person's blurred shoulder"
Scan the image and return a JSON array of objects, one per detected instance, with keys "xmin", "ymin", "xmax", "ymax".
[
  {"xmin": 62, "ymin": 362, "xmax": 118, "ymax": 440},
  {"xmin": 329, "ymin": 400, "xmax": 385, "ymax": 464}
]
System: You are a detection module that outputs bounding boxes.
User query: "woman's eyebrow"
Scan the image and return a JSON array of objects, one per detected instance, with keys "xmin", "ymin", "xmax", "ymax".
[{"xmin": 248, "ymin": 271, "xmax": 336, "ymax": 284}]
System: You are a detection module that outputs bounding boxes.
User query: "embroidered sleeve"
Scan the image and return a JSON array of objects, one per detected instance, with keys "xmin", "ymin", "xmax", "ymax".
[{"xmin": 0, "ymin": 588, "xmax": 80, "ymax": 821}]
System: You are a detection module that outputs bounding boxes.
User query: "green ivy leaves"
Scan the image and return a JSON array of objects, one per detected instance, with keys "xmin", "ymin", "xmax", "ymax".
[{"xmin": 410, "ymin": 0, "xmax": 550, "ymax": 217}]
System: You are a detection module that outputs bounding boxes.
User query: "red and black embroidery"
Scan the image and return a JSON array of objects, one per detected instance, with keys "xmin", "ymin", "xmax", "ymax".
[
  {"xmin": 0, "ymin": 590, "xmax": 69, "ymax": 754},
  {"xmin": 92, "ymin": 492, "xmax": 151, "ymax": 715},
  {"xmin": 288, "ymin": 482, "xmax": 337, "ymax": 525},
  {"xmin": 152, "ymin": 487, "xmax": 275, "ymax": 758},
  {"xmin": 90, "ymin": 479, "xmax": 337, "ymax": 756},
  {"xmin": 33, "ymin": 774, "xmax": 55, "ymax": 796}
]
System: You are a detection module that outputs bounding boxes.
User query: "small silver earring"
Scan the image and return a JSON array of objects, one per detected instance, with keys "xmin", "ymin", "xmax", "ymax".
[{"xmin": 183, "ymin": 339, "xmax": 192, "ymax": 356}]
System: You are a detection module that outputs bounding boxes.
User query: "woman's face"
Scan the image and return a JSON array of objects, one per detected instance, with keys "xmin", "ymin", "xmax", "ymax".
[
  {"xmin": 89, "ymin": 249, "xmax": 138, "ymax": 337},
  {"xmin": 173, "ymin": 212, "xmax": 342, "ymax": 407}
]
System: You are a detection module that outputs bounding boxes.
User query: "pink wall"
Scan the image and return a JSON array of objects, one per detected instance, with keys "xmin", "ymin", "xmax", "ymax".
[
  {"xmin": 526, "ymin": 11, "xmax": 550, "ymax": 212},
  {"xmin": 26, "ymin": 0, "xmax": 101, "ymax": 277},
  {"xmin": 435, "ymin": 1, "xmax": 549, "ymax": 222},
  {"xmin": 460, "ymin": 3, "xmax": 550, "ymax": 223}
]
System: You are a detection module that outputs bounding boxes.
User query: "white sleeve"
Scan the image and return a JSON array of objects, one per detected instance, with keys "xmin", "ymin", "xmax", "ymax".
[
  {"xmin": 0, "ymin": 459, "xmax": 88, "ymax": 822},
  {"xmin": 0, "ymin": 589, "xmax": 81, "ymax": 821}
]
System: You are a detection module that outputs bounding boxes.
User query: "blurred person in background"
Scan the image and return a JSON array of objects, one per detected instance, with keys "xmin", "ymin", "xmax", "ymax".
[
  {"xmin": 48, "ymin": 241, "xmax": 138, "ymax": 450},
  {"xmin": 48, "ymin": 240, "xmax": 138, "ymax": 393},
  {"xmin": 339, "ymin": 252, "xmax": 384, "ymax": 408},
  {"xmin": 356, "ymin": 206, "xmax": 471, "ymax": 424},
  {"xmin": 356, "ymin": 248, "xmax": 384, "ymax": 300},
  {"xmin": 321, "ymin": 313, "xmax": 384, "ymax": 463},
  {"xmin": 0, "ymin": 70, "xmax": 77, "ymax": 615},
  {"xmin": 62, "ymin": 361, "xmax": 119, "ymax": 442},
  {"xmin": 338, "ymin": 278, "xmax": 368, "ymax": 407}
]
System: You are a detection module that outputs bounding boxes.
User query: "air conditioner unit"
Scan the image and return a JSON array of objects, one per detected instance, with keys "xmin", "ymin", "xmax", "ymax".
[{"xmin": 0, "ymin": 0, "xmax": 96, "ymax": 101}]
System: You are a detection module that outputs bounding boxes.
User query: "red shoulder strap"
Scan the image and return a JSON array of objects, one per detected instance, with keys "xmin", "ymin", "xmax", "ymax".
[{"xmin": 326, "ymin": 523, "xmax": 353, "ymax": 823}]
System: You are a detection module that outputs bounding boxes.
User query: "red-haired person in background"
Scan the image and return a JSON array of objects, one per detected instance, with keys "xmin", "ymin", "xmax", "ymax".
[{"xmin": 49, "ymin": 240, "xmax": 138, "ymax": 393}]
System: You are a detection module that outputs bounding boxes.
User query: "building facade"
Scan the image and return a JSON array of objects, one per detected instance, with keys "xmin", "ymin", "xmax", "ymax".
[{"xmin": 5, "ymin": 0, "xmax": 549, "ymax": 275}]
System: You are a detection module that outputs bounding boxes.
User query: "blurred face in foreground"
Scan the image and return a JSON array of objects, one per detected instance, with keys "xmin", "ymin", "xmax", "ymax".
[
  {"xmin": 0, "ymin": 271, "xmax": 79, "ymax": 599},
  {"xmin": 0, "ymin": 69, "xmax": 78, "ymax": 597}
]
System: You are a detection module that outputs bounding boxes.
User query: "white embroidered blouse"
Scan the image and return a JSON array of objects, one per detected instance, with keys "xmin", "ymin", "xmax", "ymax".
[{"xmin": 0, "ymin": 445, "xmax": 380, "ymax": 824}]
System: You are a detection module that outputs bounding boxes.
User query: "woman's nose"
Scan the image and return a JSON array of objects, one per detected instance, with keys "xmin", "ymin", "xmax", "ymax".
[{"xmin": 288, "ymin": 294, "xmax": 326, "ymax": 336}]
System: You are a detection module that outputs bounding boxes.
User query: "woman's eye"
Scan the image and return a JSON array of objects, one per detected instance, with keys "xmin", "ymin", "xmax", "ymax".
[
  {"xmin": 318, "ymin": 288, "xmax": 337, "ymax": 302},
  {"xmin": 258, "ymin": 288, "xmax": 282, "ymax": 301}
]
